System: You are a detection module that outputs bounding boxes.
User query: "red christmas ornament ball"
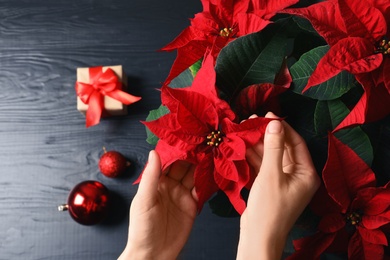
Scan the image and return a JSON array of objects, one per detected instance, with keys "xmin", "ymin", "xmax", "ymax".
[
  {"xmin": 59, "ymin": 180, "xmax": 111, "ymax": 225},
  {"xmin": 99, "ymin": 150, "xmax": 130, "ymax": 178}
]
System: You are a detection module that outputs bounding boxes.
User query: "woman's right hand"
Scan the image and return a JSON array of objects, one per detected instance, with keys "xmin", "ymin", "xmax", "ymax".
[{"xmin": 237, "ymin": 113, "xmax": 320, "ymax": 260}]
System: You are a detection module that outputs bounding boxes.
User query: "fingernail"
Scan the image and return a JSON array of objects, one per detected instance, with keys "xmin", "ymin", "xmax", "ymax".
[
  {"xmin": 267, "ymin": 120, "xmax": 282, "ymax": 133},
  {"xmin": 148, "ymin": 150, "xmax": 154, "ymax": 161}
]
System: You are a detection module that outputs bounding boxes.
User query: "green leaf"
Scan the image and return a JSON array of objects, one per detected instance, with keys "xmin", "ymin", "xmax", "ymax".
[
  {"xmin": 169, "ymin": 68, "xmax": 194, "ymax": 89},
  {"xmin": 189, "ymin": 59, "xmax": 202, "ymax": 78},
  {"xmin": 215, "ymin": 20, "xmax": 289, "ymax": 102},
  {"xmin": 292, "ymin": 16, "xmax": 317, "ymax": 35},
  {"xmin": 145, "ymin": 105, "xmax": 170, "ymax": 145},
  {"xmin": 290, "ymin": 45, "xmax": 357, "ymax": 100},
  {"xmin": 314, "ymin": 101, "xmax": 333, "ymax": 137},
  {"xmin": 145, "ymin": 67, "xmax": 194, "ymax": 145},
  {"xmin": 313, "ymin": 99, "xmax": 373, "ymax": 166}
]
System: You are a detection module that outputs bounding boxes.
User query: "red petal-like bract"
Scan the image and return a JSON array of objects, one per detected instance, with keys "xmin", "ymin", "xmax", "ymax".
[
  {"xmin": 323, "ymin": 134, "xmax": 376, "ymax": 212},
  {"xmin": 162, "ymin": 0, "xmax": 301, "ymax": 84},
  {"xmin": 289, "ymin": 133, "xmax": 390, "ymax": 258},
  {"xmin": 287, "ymin": 232, "xmax": 337, "ymax": 260},
  {"xmin": 352, "ymin": 183, "xmax": 389, "ymax": 215},
  {"xmin": 236, "ymin": 13, "xmax": 270, "ymax": 36},
  {"xmin": 250, "ymin": 0, "xmax": 299, "ymax": 20},
  {"xmin": 310, "ymin": 185, "xmax": 342, "ymax": 216},
  {"xmin": 284, "ymin": 0, "xmax": 390, "ymax": 130},
  {"xmin": 305, "ymin": 37, "xmax": 383, "ymax": 90},
  {"xmin": 282, "ymin": 1, "xmax": 347, "ymax": 45},
  {"xmin": 190, "ymin": 52, "xmax": 237, "ymax": 120},
  {"xmin": 318, "ymin": 213, "xmax": 345, "ymax": 233},
  {"xmin": 334, "ymin": 76, "xmax": 390, "ymax": 131},
  {"xmin": 142, "ymin": 52, "xmax": 272, "ymax": 214},
  {"xmin": 348, "ymin": 231, "xmax": 385, "ymax": 260},
  {"xmin": 358, "ymin": 227, "xmax": 388, "ymax": 246},
  {"xmin": 339, "ymin": 0, "xmax": 387, "ymax": 41},
  {"xmin": 354, "ymin": 184, "xmax": 390, "ymax": 229},
  {"xmin": 222, "ymin": 117, "xmax": 271, "ymax": 147},
  {"xmin": 213, "ymin": 158, "xmax": 250, "ymax": 214},
  {"xmin": 383, "ymin": 59, "xmax": 390, "ymax": 93},
  {"xmin": 193, "ymin": 153, "xmax": 219, "ymax": 212}
]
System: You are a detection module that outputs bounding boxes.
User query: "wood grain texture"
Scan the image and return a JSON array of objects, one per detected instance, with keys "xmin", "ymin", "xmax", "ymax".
[{"xmin": 0, "ymin": 1, "xmax": 241, "ymax": 259}]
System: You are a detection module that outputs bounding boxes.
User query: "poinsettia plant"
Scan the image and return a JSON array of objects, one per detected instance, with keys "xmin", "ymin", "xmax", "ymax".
[{"xmin": 142, "ymin": 0, "xmax": 390, "ymax": 258}]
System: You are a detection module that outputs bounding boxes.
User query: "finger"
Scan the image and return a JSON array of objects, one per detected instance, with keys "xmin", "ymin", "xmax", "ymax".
[
  {"xmin": 137, "ymin": 150, "xmax": 161, "ymax": 197},
  {"xmin": 167, "ymin": 160, "xmax": 192, "ymax": 182},
  {"xmin": 265, "ymin": 111, "xmax": 280, "ymax": 119},
  {"xmin": 282, "ymin": 121, "xmax": 314, "ymax": 168},
  {"xmin": 249, "ymin": 138, "xmax": 264, "ymax": 158},
  {"xmin": 254, "ymin": 113, "xmax": 279, "ymax": 158},
  {"xmin": 181, "ymin": 164, "xmax": 196, "ymax": 190},
  {"xmin": 240, "ymin": 114, "xmax": 258, "ymax": 124},
  {"xmin": 279, "ymin": 122, "xmax": 295, "ymax": 167},
  {"xmin": 263, "ymin": 113, "xmax": 310, "ymax": 168},
  {"xmin": 264, "ymin": 112, "xmax": 286, "ymax": 166},
  {"xmin": 261, "ymin": 120, "xmax": 285, "ymax": 177},
  {"xmin": 245, "ymin": 113, "xmax": 276, "ymax": 173},
  {"xmin": 191, "ymin": 187, "xmax": 199, "ymax": 202},
  {"xmin": 246, "ymin": 147, "xmax": 262, "ymax": 173}
]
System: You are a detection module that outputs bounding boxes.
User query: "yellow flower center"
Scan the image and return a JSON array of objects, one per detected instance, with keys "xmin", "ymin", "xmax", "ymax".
[
  {"xmin": 346, "ymin": 212, "xmax": 361, "ymax": 226},
  {"xmin": 206, "ymin": 130, "xmax": 223, "ymax": 147},
  {"xmin": 219, "ymin": 27, "xmax": 233, "ymax": 37},
  {"xmin": 375, "ymin": 38, "xmax": 390, "ymax": 55}
]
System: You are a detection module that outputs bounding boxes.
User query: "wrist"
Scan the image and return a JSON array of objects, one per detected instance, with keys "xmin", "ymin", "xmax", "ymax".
[
  {"xmin": 118, "ymin": 243, "xmax": 180, "ymax": 260},
  {"xmin": 118, "ymin": 245, "xmax": 154, "ymax": 260},
  {"xmin": 236, "ymin": 227, "xmax": 287, "ymax": 260}
]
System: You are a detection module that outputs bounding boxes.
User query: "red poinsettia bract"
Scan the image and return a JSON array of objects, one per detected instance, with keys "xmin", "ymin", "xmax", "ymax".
[
  {"xmin": 288, "ymin": 134, "xmax": 390, "ymax": 260},
  {"xmin": 161, "ymin": 0, "xmax": 298, "ymax": 84},
  {"xmin": 144, "ymin": 56, "xmax": 272, "ymax": 214},
  {"xmin": 283, "ymin": 0, "xmax": 390, "ymax": 130}
]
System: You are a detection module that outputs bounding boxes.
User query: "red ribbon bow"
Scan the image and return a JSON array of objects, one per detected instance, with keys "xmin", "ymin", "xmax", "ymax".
[{"xmin": 75, "ymin": 66, "xmax": 141, "ymax": 127}]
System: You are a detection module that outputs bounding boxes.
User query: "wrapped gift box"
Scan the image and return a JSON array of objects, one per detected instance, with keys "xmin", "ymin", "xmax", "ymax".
[{"xmin": 76, "ymin": 65, "xmax": 128, "ymax": 116}]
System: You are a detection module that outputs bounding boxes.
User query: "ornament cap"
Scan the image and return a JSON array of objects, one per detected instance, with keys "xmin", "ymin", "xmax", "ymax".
[{"xmin": 58, "ymin": 204, "xmax": 69, "ymax": 211}]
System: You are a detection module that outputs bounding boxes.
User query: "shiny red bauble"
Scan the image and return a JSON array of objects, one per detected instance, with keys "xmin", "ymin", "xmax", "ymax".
[
  {"xmin": 98, "ymin": 150, "xmax": 130, "ymax": 178},
  {"xmin": 59, "ymin": 180, "xmax": 110, "ymax": 225}
]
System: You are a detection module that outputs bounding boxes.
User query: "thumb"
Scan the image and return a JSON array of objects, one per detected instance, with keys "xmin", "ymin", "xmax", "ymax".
[{"xmin": 261, "ymin": 120, "xmax": 285, "ymax": 176}]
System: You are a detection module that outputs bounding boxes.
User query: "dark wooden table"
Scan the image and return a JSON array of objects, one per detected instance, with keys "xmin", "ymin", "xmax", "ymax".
[{"xmin": 0, "ymin": 1, "xmax": 240, "ymax": 259}]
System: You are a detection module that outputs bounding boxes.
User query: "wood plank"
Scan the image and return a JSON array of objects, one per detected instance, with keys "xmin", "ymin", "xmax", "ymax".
[{"xmin": 0, "ymin": 0, "xmax": 242, "ymax": 259}]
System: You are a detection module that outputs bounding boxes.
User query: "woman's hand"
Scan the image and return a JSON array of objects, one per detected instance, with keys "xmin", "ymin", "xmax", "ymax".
[
  {"xmin": 237, "ymin": 113, "xmax": 320, "ymax": 260},
  {"xmin": 119, "ymin": 150, "xmax": 197, "ymax": 260}
]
